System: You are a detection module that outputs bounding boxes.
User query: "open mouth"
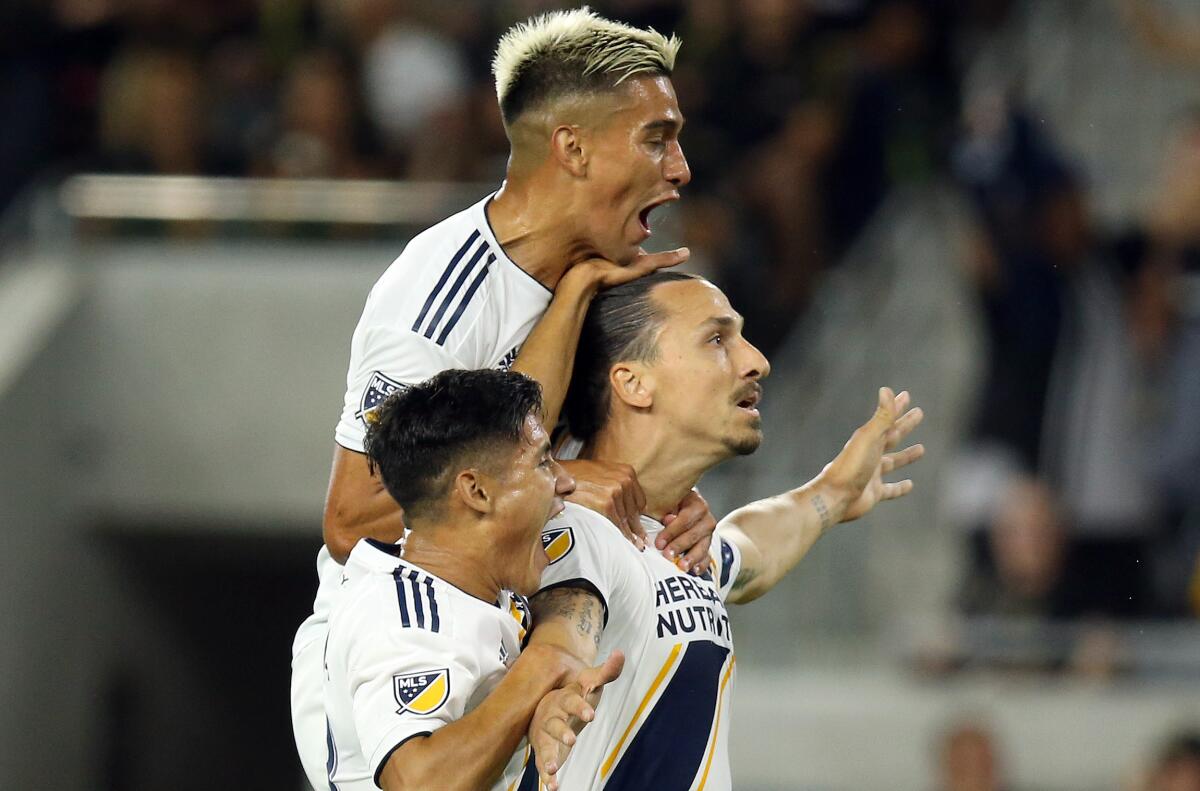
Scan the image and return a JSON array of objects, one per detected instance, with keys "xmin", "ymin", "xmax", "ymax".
[
  {"xmin": 637, "ymin": 192, "xmax": 679, "ymax": 235},
  {"xmin": 735, "ymin": 386, "xmax": 763, "ymax": 414}
]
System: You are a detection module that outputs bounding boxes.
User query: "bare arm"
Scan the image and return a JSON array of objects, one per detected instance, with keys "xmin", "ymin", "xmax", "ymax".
[
  {"xmin": 525, "ymin": 587, "xmax": 609, "ymax": 787},
  {"xmin": 512, "ymin": 248, "xmax": 688, "ymax": 429},
  {"xmin": 378, "ymin": 644, "xmax": 574, "ymax": 791},
  {"xmin": 721, "ymin": 388, "xmax": 925, "ymax": 604},
  {"xmin": 322, "ymin": 444, "xmax": 407, "ymax": 563}
]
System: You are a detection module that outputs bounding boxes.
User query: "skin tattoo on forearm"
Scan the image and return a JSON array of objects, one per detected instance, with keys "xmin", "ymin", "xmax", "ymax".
[{"xmin": 812, "ymin": 493, "xmax": 833, "ymax": 532}]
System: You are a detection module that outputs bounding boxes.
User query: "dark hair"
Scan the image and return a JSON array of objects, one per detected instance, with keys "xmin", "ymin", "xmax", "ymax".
[
  {"xmin": 565, "ymin": 271, "xmax": 698, "ymax": 440},
  {"xmin": 364, "ymin": 369, "xmax": 543, "ymax": 519}
]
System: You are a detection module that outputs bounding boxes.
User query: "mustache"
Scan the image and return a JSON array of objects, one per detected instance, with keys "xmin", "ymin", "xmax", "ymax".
[{"xmin": 733, "ymin": 383, "xmax": 763, "ymax": 404}]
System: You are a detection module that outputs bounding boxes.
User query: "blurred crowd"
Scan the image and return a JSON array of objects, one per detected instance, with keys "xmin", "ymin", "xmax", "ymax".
[
  {"xmin": 0, "ymin": 0, "xmax": 1019, "ymax": 351},
  {"xmin": 933, "ymin": 720, "xmax": 1200, "ymax": 791},
  {"xmin": 3, "ymin": 0, "xmax": 1199, "ymax": 658},
  {"xmin": 946, "ymin": 71, "xmax": 1200, "ymax": 646}
]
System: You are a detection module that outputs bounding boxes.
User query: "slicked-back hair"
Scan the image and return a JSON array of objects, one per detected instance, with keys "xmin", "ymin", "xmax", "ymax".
[
  {"xmin": 364, "ymin": 369, "xmax": 544, "ymax": 521},
  {"xmin": 565, "ymin": 271, "xmax": 699, "ymax": 441},
  {"xmin": 492, "ymin": 7, "xmax": 681, "ymax": 129}
]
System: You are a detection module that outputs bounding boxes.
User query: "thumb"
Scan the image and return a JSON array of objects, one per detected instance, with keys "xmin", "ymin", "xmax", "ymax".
[
  {"xmin": 871, "ymin": 387, "xmax": 897, "ymax": 428},
  {"xmin": 581, "ymin": 650, "xmax": 625, "ymax": 693}
]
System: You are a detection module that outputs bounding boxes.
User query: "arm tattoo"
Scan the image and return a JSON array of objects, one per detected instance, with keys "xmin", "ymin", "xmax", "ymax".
[
  {"xmin": 812, "ymin": 493, "xmax": 833, "ymax": 532},
  {"xmin": 532, "ymin": 587, "xmax": 604, "ymax": 648}
]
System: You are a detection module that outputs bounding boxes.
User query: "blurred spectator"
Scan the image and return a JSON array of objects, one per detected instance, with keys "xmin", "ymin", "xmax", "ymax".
[
  {"xmin": 1136, "ymin": 730, "xmax": 1200, "ymax": 791},
  {"xmin": 959, "ymin": 476, "xmax": 1076, "ymax": 619},
  {"xmin": 262, "ymin": 48, "xmax": 376, "ymax": 179},
  {"xmin": 97, "ymin": 48, "xmax": 209, "ymax": 174},
  {"xmin": 935, "ymin": 720, "xmax": 1012, "ymax": 791}
]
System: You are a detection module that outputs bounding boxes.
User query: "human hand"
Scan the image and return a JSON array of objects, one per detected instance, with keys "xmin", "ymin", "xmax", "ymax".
[
  {"xmin": 567, "ymin": 247, "xmax": 690, "ymax": 292},
  {"xmin": 659, "ymin": 489, "xmax": 715, "ymax": 576},
  {"xmin": 530, "ymin": 650, "xmax": 625, "ymax": 790},
  {"xmin": 823, "ymin": 387, "xmax": 925, "ymax": 523},
  {"xmin": 560, "ymin": 459, "xmax": 648, "ymax": 550}
]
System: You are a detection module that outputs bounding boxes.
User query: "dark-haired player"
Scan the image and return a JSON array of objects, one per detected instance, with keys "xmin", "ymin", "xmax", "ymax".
[
  {"xmin": 523, "ymin": 273, "xmax": 926, "ymax": 789},
  {"xmin": 324, "ymin": 369, "xmax": 622, "ymax": 790},
  {"xmin": 293, "ymin": 9, "xmax": 711, "ymax": 788}
]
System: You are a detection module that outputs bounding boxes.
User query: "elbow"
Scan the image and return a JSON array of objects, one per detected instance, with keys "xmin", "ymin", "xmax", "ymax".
[{"xmin": 321, "ymin": 506, "xmax": 359, "ymax": 564}]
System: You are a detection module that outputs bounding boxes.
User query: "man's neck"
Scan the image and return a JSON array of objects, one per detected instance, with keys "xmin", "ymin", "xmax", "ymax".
[
  {"xmin": 584, "ymin": 419, "xmax": 725, "ymax": 519},
  {"xmin": 400, "ymin": 529, "xmax": 502, "ymax": 604},
  {"xmin": 487, "ymin": 176, "xmax": 594, "ymax": 291}
]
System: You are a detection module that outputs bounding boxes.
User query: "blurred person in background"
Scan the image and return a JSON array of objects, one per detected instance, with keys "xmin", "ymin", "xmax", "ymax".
[
  {"xmin": 96, "ymin": 47, "xmax": 209, "ymax": 175},
  {"xmin": 958, "ymin": 476, "xmax": 1076, "ymax": 620},
  {"xmin": 1135, "ymin": 730, "xmax": 1200, "ymax": 791},
  {"xmin": 292, "ymin": 10, "xmax": 716, "ymax": 790},
  {"xmin": 1135, "ymin": 109, "xmax": 1200, "ymax": 618},
  {"xmin": 261, "ymin": 47, "xmax": 377, "ymax": 179},
  {"xmin": 935, "ymin": 719, "xmax": 1012, "ymax": 791}
]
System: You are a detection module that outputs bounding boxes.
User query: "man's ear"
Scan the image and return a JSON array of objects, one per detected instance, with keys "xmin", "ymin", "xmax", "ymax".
[
  {"xmin": 611, "ymin": 364, "xmax": 653, "ymax": 409},
  {"xmin": 550, "ymin": 124, "xmax": 588, "ymax": 177},
  {"xmin": 453, "ymin": 469, "xmax": 493, "ymax": 515}
]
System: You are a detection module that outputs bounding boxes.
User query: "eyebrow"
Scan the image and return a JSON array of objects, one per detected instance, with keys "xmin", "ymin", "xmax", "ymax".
[
  {"xmin": 642, "ymin": 117, "xmax": 683, "ymax": 134},
  {"xmin": 701, "ymin": 314, "xmax": 742, "ymax": 331}
]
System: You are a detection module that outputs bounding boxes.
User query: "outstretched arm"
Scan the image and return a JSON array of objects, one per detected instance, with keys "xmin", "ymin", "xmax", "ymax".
[{"xmin": 721, "ymin": 388, "xmax": 925, "ymax": 604}]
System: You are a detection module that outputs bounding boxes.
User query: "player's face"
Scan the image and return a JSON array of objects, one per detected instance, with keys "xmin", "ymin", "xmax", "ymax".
[
  {"xmin": 490, "ymin": 414, "xmax": 576, "ymax": 595},
  {"xmin": 643, "ymin": 280, "xmax": 770, "ymax": 457},
  {"xmin": 583, "ymin": 75, "xmax": 691, "ymax": 264}
]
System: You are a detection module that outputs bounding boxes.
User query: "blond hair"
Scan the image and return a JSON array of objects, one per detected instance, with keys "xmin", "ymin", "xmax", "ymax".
[{"xmin": 492, "ymin": 7, "xmax": 680, "ymax": 126}]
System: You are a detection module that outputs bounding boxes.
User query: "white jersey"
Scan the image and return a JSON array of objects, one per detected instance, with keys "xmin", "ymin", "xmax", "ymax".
[
  {"xmin": 324, "ymin": 539, "xmax": 535, "ymax": 790},
  {"xmin": 528, "ymin": 503, "xmax": 744, "ymax": 790},
  {"xmin": 294, "ymin": 191, "xmax": 552, "ymax": 658}
]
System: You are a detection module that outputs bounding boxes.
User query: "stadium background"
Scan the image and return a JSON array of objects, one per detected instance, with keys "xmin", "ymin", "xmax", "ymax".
[{"xmin": 2, "ymin": 0, "xmax": 1199, "ymax": 788}]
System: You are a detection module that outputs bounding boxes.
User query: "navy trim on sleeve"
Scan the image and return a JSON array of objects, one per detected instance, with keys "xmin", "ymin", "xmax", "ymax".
[{"xmin": 373, "ymin": 731, "xmax": 433, "ymax": 788}]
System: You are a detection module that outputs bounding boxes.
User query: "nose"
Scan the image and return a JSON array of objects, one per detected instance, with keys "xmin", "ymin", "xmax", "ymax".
[
  {"xmin": 740, "ymin": 340, "xmax": 771, "ymax": 381},
  {"xmin": 665, "ymin": 139, "xmax": 691, "ymax": 188},
  {"xmin": 553, "ymin": 460, "xmax": 576, "ymax": 497}
]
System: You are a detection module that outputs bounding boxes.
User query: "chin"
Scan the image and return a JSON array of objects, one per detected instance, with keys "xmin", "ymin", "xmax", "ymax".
[{"xmin": 727, "ymin": 430, "xmax": 763, "ymax": 457}]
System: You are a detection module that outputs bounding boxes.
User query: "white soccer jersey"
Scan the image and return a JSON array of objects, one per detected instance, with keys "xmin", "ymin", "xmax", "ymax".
[
  {"xmin": 324, "ymin": 539, "xmax": 535, "ymax": 790},
  {"xmin": 293, "ymin": 192, "xmax": 552, "ymax": 791},
  {"xmin": 528, "ymin": 503, "xmax": 743, "ymax": 791}
]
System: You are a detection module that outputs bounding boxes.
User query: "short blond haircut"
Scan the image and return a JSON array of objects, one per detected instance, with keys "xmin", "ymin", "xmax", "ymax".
[{"xmin": 492, "ymin": 7, "xmax": 681, "ymax": 127}]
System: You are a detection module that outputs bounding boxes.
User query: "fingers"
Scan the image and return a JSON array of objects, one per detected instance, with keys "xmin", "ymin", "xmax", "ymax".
[
  {"xmin": 631, "ymin": 247, "xmax": 689, "ymax": 277},
  {"xmin": 883, "ymin": 443, "xmax": 925, "ymax": 474},
  {"xmin": 881, "ymin": 479, "xmax": 915, "ymax": 500},
  {"xmin": 886, "ymin": 406, "xmax": 924, "ymax": 448}
]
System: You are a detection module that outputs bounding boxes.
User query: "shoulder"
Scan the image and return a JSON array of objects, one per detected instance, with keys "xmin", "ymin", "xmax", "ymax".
[
  {"xmin": 363, "ymin": 203, "xmax": 491, "ymax": 330},
  {"xmin": 542, "ymin": 503, "xmax": 627, "ymax": 553}
]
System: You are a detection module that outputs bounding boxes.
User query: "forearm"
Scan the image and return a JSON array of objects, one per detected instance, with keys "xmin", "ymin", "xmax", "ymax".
[
  {"xmin": 511, "ymin": 268, "xmax": 600, "ymax": 429},
  {"xmin": 722, "ymin": 473, "xmax": 851, "ymax": 604},
  {"xmin": 380, "ymin": 646, "xmax": 568, "ymax": 791}
]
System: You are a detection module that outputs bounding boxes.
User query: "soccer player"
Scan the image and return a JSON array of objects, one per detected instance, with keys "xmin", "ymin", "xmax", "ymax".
[
  {"xmin": 523, "ymin": 272, "xmax": 927, "ymax": 789},
  {"xmin": 293, "ymin": 9, "xmax": 713, "ymax": 789},
  {"xmin": 324, "ymin": 368, "xmax": 623, "ymax": 790}
]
